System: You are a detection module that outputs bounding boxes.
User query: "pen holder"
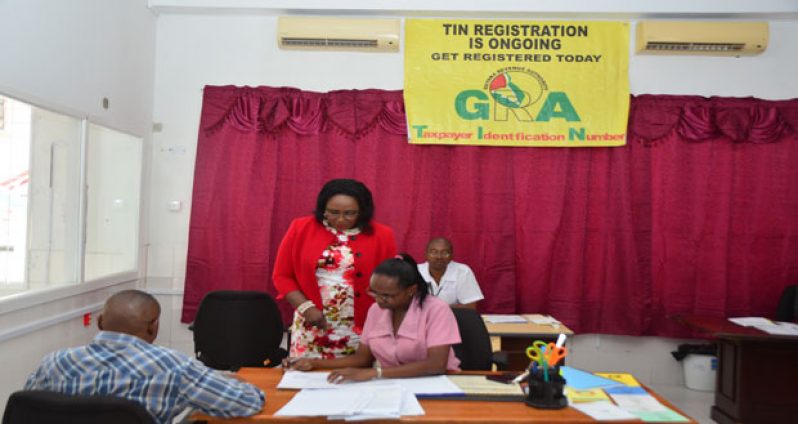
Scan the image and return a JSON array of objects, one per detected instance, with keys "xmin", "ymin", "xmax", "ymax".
[{"xmin": 524, "ymin": 367, "xmax": 568, "ymax": 409}]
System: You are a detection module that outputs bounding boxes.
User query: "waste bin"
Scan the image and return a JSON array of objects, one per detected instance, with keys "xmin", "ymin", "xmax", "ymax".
[
  {"xmin": 671, "ymin": 343, "xmax": 717, "ymax": 392},
  {"xmin": 682, "ymin": 354, "xmax": 717, "ymax": 391}
]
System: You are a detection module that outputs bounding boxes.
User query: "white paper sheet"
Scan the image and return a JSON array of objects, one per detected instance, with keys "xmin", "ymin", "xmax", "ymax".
[
  {"xmin": 482, "ymin": 314, "xmax": 528, "ymax": 323},
  {"xmin": 381, "ymin": 375, "xmax": 464, "ymax": 397},
  {"xmin": 275, "ymin": 388, "xmax": 375, "ymax": 416},
  {"xmin": 526, "ymin": 314, "xmax": 561, "ymax": 325},
  {"xmin": 277, "ymin": 371, "xmax": 465, "ymax": 397},
  {"xmin": 753, "ymin": 321, "xmax": 798, "ymax": 336},
  {"xmin": 610, "ymin": 393, "xmax": 669, "ymax": 412},
  {"xmin": 277, "ymin": 370, "xmax": 339, "ymax": 389},
  {"xmin": 728, "ymin": 317, "xmax": 773, "ymax": 327},
  {"xmin": 571, "ymin": 401, "xmax": 637, "ymax": 421}
]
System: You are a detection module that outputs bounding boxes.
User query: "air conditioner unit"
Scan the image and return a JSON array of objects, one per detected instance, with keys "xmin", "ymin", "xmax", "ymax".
[
  {"xmin": 636, "ymin": 21, "xmax": 768, "ymax": 56},
  {"xmin": 278, "ymin": 17, "xmax": 400, "ymax": 52}
]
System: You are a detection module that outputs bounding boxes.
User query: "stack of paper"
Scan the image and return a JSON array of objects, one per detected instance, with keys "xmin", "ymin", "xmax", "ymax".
[
  {"xmin": 729, "ymin": 317, "xmax": 798, "ymax": 336},
  {"xmin": 275, "ymin": 384, "xmax": 424, "ymax": 420},
  {"xmin": 526, "ymin": 314, "xmax": 561, "ymax": 326},
  {"xmin": 728, "ymin": 317, "xmax": 774, "ymax": 327},
  {"xmin": 482, "ymin": 314, "xmax": 527, "ymax": 323},
  {"xmin": 274, "ymin": 371, "xmax": 470, "ymax": 419},
  {"xmin": 752, "ymin": 321, "xmax": 798, "ymax": 336}
]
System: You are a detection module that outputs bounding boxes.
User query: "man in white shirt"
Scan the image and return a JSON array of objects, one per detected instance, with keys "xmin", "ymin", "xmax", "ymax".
[{"xmin": 417, "ymin": 237, "xmax": 484, "ymax": 309}]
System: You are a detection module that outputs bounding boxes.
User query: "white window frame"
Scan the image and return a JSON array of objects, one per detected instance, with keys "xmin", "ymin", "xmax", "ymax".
[{"xmin": 0, "ymin": 93, "xmax": 143, "ymax": 313}]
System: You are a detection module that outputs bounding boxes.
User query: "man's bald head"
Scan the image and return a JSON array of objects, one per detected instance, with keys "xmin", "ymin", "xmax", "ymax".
[
  {"xmin": 426, "ymin": 237, "xmax": 453, "ymax": 252},
  {"xmin": 98, "ymin": 290, "xmax": 161, "ymax": 343}
]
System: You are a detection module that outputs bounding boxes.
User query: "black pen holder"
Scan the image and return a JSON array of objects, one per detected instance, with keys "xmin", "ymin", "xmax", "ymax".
[{"xmin": 524, "ymin": 366, "xmax": 568, "ymax": 409}]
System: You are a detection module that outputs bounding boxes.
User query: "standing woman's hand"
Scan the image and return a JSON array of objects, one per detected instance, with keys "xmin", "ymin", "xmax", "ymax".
[{"xmin": 303, "ymin": 306, "xmax": 328, "ymax": 330}]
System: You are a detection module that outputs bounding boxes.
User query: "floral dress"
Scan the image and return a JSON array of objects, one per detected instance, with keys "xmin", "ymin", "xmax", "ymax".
[{"xmin": 289, "ymin": 222, "xmax": 361, "ymax": 359}]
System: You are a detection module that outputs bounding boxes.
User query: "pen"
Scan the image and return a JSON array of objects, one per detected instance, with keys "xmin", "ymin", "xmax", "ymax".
[
  {"xmin": 282, "ymin": 357, "xmax": 301, "ymax": 368},
  {"xmin": 512, "ymin": 362, "xmax": 538, "ymax": 384},
  {"xmin": 543, "ymin": 357, "xmax": 549, "ymax": 382}
]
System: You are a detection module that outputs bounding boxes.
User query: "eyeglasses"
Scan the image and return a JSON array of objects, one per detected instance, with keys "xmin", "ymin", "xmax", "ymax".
[
  {"xmin": 427, "ymin": 249, "xmax": 452, "ymax": 258},
  {"xmin": 324, "ymin": 209, "xmax": 359, "ymax": 220},
  {"xmin": 367, "ymin": 288, "xmax": 405, "ymax": 302}
]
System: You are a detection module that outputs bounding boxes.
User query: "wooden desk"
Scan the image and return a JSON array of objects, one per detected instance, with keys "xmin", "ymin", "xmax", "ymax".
[
  {"xmin": 484, "ymin": 315, "xmax": 574, "ymax": 370},
  {"xmin": 675, "ymin": 315, "xmax": 798, "ymax": 424},
  {"xmin": 191, "ymin": 368, "xmax": 695, "ymax": 423}
]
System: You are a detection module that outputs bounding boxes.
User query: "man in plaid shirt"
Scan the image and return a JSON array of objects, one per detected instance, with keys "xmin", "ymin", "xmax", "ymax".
[{"xmin": 24, "ymin": 290, "xmax": 265, "ymax": 423}]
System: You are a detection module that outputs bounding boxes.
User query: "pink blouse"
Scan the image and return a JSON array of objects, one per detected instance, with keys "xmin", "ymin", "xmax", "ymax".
[{"xmin": 360, "ymin": 295, "xmax": 461, "ymax": 371}]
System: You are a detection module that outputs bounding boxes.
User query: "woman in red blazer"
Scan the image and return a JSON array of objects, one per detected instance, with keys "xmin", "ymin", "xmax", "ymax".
[{"xmin": 273, "ymin": 179, "xmax": 397, "ymax": 359}]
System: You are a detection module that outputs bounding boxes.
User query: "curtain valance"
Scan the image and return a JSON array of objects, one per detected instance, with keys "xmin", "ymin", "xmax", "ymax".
[
  {"xmin": 630, "ymin": 95, "xmax": 796, "ymax": 144},
  {"xmin": 203, "ymin": 86, "xmax": 407, "ymax": 139}
]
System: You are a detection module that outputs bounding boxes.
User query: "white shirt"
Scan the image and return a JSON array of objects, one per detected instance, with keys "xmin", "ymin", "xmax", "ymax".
[{"xmin": 418, "ymin": 261, "xmax": 484, "ymax": 305}]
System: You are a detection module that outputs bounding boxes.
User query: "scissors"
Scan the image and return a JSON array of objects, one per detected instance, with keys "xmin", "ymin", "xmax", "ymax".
[
  {"xmin": 525, "ymin": 340, "xmax": 548, "ymax": 366},
  {"xmin": 544, "ymin": 342, "xmax": 568, "ymax": 367}
]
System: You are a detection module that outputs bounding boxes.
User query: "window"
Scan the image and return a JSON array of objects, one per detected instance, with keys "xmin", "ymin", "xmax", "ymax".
[
  {"xmin": 0, "ymin": 94, "xmax": 142, "ymax": 297},
  {"xmin": 26, "ymin": 105, "xmax": 83, "ymax": 291},
  {"xmin": 85, "ymin": 124, "xmax": 142, "ymax": 280}
]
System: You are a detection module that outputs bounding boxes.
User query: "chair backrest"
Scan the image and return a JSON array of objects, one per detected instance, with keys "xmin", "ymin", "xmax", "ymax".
[
  {"xmin": 451, "ymin": 308, "xmax": 494, "ymax": 371},
  {"xmin": 2, "ymin": 390, "xmax": 155, "ymax": 424},
  {"xmin": 776, "ymin": 285, "xmax": 798, "ymax": 322},
  {"xmin": 192, "ymin": 290, "xmax": 286, "ymax": 370}
]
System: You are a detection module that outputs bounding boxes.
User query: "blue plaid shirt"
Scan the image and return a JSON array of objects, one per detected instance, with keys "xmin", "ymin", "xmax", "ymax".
[{"xmin": 24, "ymin": 331, "xmax": 265, "ymax": 424}]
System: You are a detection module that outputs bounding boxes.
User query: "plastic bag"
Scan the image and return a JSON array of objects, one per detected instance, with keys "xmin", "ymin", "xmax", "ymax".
[{"xmin": 671, "ymin": 343, "xmax": 716, "ymax": 361}]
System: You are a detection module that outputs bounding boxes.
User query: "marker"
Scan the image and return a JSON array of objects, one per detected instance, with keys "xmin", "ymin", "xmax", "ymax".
[{"xmin": 555, "ymin": 333, "xmax": 567, "ymax": 348}]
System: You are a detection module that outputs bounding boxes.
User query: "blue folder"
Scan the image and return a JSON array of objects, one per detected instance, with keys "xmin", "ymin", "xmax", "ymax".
[{"xmin": 560, "ymin": 366, "xmax": 623, "ymax": 390}]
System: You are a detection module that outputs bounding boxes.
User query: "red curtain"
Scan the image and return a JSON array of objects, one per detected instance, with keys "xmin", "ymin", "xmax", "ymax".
[{"xmin": 182, "ymin": 86, "xmax": 798, "ymax": 338}]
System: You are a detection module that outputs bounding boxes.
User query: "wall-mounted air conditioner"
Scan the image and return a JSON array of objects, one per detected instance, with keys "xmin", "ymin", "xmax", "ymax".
[
  {"xmin": 278, "ymin": 17, "xmax": 400, "ymax": 52},
  {"xmin": 636, "ymin": 21, "xmax": 768, "ymax": 56}
]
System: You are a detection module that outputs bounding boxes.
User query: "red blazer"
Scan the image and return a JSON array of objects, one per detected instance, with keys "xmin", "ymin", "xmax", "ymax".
[{"xmin": 272, "ymin": 216, "xmax": 397, "ymax": 330}]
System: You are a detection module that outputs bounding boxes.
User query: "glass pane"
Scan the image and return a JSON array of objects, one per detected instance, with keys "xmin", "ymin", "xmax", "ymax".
[
  {"xmin": 84, "ymin": 124, "xmax": 142, "ymax": 280},
  {"xmin": 0, "ymin": 97, "xmax": 30, "ymax": 293},
  {"xmin": 0, "ymin": 95, "xmax": 82, "ymax": 295}
]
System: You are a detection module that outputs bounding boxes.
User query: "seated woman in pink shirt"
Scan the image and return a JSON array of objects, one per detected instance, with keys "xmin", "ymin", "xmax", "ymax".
[{"xmin": 284, "ymin": 254, "xmax": 461, "ymax": 382}]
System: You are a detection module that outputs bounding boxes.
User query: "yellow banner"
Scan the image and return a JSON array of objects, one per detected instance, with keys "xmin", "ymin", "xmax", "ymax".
[{"xmin": 404, "ymin": 20, "xmax": 630, "ymax": 147}]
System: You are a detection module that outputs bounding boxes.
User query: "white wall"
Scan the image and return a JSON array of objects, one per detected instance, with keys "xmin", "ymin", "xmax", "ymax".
[
  {"xmin": 0, "ymin": 0, "xmax": 156, "ymax": 411},
  {"xmin": 0, "ymin": 0, "xmax": 156, "ymax": 137}
]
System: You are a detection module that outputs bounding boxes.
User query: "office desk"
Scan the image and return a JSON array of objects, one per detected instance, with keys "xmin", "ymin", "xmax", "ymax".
[
  {"xmin": 484, "ymin": 315, "xmax": 574, "ymax": 370},
  {"xmin": 191, "ymin": 368, "xmax": 695, "ymax": 423},
  {"xmin": 674, "ymin": 315, "xmax": 798, "ymax": 424}
]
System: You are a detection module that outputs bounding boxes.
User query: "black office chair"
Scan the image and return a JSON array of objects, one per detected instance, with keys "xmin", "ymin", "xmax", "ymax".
[
  {"xmin": 2, "ymin": 390, "xmax": 155, "ymax": 424},
  {"xmin": 191, "ymin": 290, "xmax": 288, "ymax": 371},
  {"xmin": 776, "ymin": 285, "xmax": 797, "ymax": 322},
  {"xmin": 451, "ymin": 308, "xmax": 507, "ymax": 371}
]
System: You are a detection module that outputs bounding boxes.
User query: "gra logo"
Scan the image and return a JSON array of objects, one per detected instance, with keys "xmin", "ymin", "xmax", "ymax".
[{"xmin": 455, "ymin": 67, "xmax": 580, "ymax": 122}]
